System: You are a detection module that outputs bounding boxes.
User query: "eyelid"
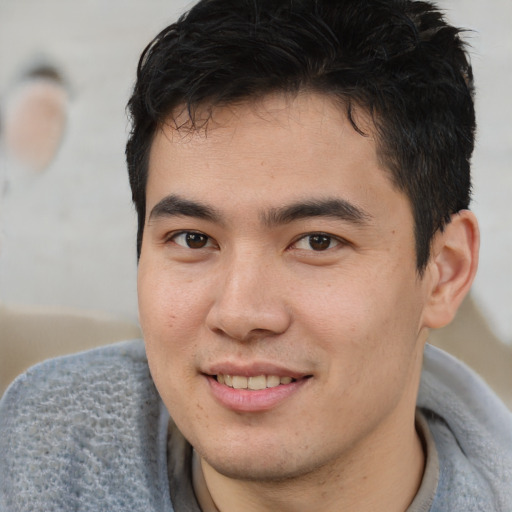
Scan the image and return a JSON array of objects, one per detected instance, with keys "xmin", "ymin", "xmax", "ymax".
[
  {"xmin": 167, "ymin": 230, "xmax": 217, "ymax": 249},
  {"xmin": 291, "ymin": 232, "xmax": 348, "ymax": 251}
]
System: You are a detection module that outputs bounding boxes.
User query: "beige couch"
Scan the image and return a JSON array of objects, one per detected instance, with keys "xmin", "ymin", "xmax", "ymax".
[
  {"xmin": 1, "ymin": 297, "xmax": 511, "ymax": 408},
  {"xmin": 429, "ymin": 295, "xmax": 512, "ymax": 408},
  {"xmin": 0, "ymin": 303, "xmax": 141, "ymax": 395}
]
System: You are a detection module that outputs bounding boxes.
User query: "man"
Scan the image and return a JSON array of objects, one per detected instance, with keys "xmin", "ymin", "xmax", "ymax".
[{"xmin": 1, "ymin": 0, "xmax": 511, "ymax": 510}]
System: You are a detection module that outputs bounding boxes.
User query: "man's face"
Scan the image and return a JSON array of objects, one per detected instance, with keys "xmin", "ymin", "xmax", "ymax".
[{"xmin": 138, "ymin": 93, "xmax": 434, "ymax": 481}]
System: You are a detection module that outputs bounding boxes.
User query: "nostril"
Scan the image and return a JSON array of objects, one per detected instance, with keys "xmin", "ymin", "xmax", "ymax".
[{"xmin": 206, "ymin": 302, "xmax": 292, "ymax": 342}]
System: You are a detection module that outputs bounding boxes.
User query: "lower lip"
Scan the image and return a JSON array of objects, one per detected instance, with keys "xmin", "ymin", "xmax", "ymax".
[{"xmin": 206, "ymin": 376, "xmax": 309, "ymax": 413}]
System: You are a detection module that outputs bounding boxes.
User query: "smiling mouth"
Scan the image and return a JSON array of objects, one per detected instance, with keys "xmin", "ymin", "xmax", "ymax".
[{"xmin": 215, "ymin": 374, "xmax": 304, "ymax": 390}]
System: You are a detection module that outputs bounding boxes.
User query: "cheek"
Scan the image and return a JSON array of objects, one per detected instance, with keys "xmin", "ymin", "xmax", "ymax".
[
  {"xmin": 294, "ymin": 269, "xmax": 423, "ymax": 377},
  {"xmin": 138, "ymin": 261, "xmax": 209, "ymax": 333},
  {"xmin": 137, "ymin": 268, "xmax": 201, "ymax": 389},
  {"xmin": 138, "ymin": 269, "xmax": 203, "ymax": 407},
  {"xmin": 292, "ymin": 275, "xmax": 382, "ymax": 344}
]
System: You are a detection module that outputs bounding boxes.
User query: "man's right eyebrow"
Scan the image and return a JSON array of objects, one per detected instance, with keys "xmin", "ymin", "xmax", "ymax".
[{"xmin": 148, "ymin": 194, "xmax": 221, "ymax": 223}]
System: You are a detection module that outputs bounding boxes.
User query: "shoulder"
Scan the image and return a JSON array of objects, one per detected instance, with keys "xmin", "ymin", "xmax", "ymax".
[
  {"xmin": 419, "ymin": 343, "xmax": 512, "ymax": 443},
  {"xmin": 0, "ymin": 340, "xmax": 171, "ymax": 511},
  {"xmin": 1, "ymin": 339, "xmax": 154, "ymax": 423},
  {"xmin": 418, "ymin": 344, "xmax": 512, "ymax": 511}
]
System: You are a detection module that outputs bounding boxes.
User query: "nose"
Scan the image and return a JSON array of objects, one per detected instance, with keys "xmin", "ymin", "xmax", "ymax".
[{"xmin": 205, "ymin": 252, "xmax": 292, "ymax": 342}]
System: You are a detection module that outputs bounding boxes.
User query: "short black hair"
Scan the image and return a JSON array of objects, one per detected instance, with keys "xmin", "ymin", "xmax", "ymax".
[{"xmin": 126, "ymin": 0, "xmax": 475, "ymax": 272}]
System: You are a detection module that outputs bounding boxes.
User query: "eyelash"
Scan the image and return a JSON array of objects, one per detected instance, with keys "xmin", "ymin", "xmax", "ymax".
[
  {"xmin": 167, "ymin": 230, "xmax": 346, "ymax": 253},
  {"xmin": 291, "ymin": 233, "xmax": 345, "ymax": 252},
  {"xmin": 169, "ymin": 231, "xmax": 216, "ymax": 249}
]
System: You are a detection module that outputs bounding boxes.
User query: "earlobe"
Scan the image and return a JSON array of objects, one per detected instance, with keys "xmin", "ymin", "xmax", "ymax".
[{"xmin": 422, "ymin": 210, "xmax": 480, "ymax": 329}]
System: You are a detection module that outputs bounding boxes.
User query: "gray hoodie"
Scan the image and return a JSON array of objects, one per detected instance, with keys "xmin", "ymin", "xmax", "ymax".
[{"xmin": 0, "ymin": 341, "xmax": 511, "ymax": 511}]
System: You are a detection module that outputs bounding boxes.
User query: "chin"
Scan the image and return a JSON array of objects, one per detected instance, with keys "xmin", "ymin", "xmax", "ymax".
[
  {"xmin": 198, "ymin": 438, "xmax": 328, "ymax": 483},
  {"xmin": 206, "ymin": 457, "xmax": 306, "ymax": 482}
]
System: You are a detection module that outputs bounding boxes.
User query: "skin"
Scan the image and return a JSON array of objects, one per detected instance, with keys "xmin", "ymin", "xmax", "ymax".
[{"xmin": 138, "ymin": 93, "xmax": 478, "ymax": 511}]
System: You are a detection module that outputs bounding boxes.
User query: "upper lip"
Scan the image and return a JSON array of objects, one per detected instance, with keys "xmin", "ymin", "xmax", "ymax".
[{"xmin": 204, "ymin": 361, "xmax": 311, "ymax": 380}]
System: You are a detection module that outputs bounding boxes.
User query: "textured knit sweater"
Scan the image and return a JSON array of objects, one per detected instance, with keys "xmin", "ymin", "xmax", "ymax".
[{"xmin": 1, "ymin": 340, "xmax": 511, "ymax": 511}]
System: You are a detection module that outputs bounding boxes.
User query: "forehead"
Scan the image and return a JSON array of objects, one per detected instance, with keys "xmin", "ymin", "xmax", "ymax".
[
  {"xmin": 160, "ymin": 92, "xmax": 374, "ymax": 147},
  {"xmin": 146, "ymin": 92, "xmax": 405, "ymax": 221}
]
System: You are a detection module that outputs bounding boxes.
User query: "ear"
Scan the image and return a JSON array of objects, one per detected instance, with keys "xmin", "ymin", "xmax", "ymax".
[{"xmin": 422, "ymin": 210, "xmax": 479, "ymax": 329}]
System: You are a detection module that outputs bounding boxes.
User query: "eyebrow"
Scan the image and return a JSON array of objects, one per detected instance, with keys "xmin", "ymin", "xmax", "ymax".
[
  {"xmin": 262, "ymin": 198, "xmax": 372, "ymax": 227},
  {"xmin": 148, "ymin": 194, "xmax": 371, "ymax": 227},
  {"xmin": 149, "ymin": 194, "xmax": 221, "ymax": 223}
]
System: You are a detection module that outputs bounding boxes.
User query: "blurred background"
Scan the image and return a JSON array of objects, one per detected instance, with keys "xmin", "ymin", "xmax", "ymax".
[{"xmin": 0, "ymin": 0, "xmax": 511, "ymax": 402}]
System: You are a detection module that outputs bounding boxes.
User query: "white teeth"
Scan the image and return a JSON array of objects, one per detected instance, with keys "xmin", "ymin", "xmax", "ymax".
[
  {"xmin": 266, "ymin": 375, "xmax": 280, "ymax": 388},
  {"xmin": 216, "ymin": 374, "xmax": 296, "ymax": 389},
  {"xmin": 232, "ymin": 376, "xmax": 248, "ymax": 389},
  {"xmin": 248, "ymin": 375, "xmax": 266, "ymax": 390}
]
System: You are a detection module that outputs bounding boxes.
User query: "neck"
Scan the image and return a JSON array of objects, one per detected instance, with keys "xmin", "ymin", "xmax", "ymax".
[{"xmin": 196, "ymin": 411, "xmax": 425, "ymax": 512}]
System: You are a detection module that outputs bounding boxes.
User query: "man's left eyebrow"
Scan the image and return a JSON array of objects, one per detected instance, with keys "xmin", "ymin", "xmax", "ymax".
[{"xmin": 262, "ymin": 198, "xmax": 372, "ymax": 226}]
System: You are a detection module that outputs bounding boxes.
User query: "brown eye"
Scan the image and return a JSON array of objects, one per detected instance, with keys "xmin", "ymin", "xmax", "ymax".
[
  {"xmin": 186, "ymin": 233, "xmax": 208, "ymax": 248},
  {"xmin": 294, "ymin": 233, "xmax": 341, "ymax": 252},
  {"xmin": 173, "ymin": 232, "xmax": 211, "ymax": 249},
  {"xmin": 308, "ymin": 234, "xmax": 332, "ymax": 251}
]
